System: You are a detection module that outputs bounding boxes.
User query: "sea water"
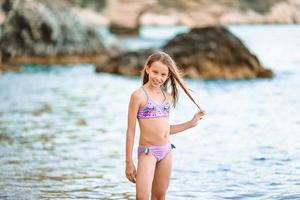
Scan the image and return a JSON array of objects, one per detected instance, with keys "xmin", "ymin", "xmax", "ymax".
[{"xmin": 0, "ymin": 25, "xmax": 299, "ymax": 199}]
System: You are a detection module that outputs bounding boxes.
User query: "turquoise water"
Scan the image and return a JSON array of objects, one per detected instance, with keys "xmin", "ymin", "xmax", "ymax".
[{"xmin": 0, "ymin": 25, "xmax": 300, "ymax": 199}]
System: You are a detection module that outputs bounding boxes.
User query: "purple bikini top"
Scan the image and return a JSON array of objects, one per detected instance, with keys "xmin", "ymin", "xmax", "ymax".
[{"xmin": 137, "ymin": 87, "xmax": 170, "ymax": 119}]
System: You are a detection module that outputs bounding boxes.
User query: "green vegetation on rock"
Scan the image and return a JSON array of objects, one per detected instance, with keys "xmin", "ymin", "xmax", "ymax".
[
  {"xmin": 237, "ymin": 0, "xmax": 284, "ymax": 13},
  {"xmin": 66, "ymin": 0, "xmax": 106, "ymax": 11}
]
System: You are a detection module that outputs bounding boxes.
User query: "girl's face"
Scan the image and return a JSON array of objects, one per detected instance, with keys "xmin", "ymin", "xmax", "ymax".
[{"xmin": 146, "ymin": 61, "xmax": 169, "ymax": 88}]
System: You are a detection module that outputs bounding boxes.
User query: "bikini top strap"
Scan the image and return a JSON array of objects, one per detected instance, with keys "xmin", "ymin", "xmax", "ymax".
[{"xmin": 141, "ymin": 86, "xmax": 149, "ymax": 101}]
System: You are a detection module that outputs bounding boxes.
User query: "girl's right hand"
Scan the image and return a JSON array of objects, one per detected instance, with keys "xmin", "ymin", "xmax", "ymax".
[{"xmin": 125, "ymin": 161, "xmax": 136, "ymax": 183}]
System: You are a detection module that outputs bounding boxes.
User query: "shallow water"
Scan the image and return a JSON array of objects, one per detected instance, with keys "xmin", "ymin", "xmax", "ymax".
[{"xmin": 1, "ymin": 25, "xmax": 300, "ymax": 199}]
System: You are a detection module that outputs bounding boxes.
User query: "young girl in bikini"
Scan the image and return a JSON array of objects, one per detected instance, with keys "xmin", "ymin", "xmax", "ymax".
[{"xmin": 125, "ymin": 51, "xmax": 205, "ymax": 199}]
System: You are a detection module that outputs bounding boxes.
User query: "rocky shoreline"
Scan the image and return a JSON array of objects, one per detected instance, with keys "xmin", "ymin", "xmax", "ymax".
[
  {"xmin": 0, "ymin": 0, "xmax": 274, "ymax": 80},
  {"xmin": 0, "ymin": 0, "xmax": 113, "ymax": 66},
  {"xmin": 61, "ymin": 0, "xmax": 300, "ymax": 35},
  {"xmin": 98, "ymin": 0, "xmax": 300, "ymax": 34},
  {"xmin": 1, "ymin": 1, "xmax": 300, "ymax": 29}
]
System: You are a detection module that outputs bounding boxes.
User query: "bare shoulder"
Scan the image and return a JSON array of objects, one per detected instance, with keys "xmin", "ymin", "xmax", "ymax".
[{"xmin": 130, "ymin": 87, "xmax": 145, "ymax": 105}]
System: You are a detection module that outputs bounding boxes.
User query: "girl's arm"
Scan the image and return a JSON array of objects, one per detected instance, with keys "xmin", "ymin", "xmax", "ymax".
[
  {"xmin": 170, "ymin": 111, "xmax": 205, "ymax": 135},
  {"xmin": 125, "ymin": 92, "xmax": 140, "ymax": 183},
  {"xmin": 170, "ymin": 121, "xmax": 194, "ymax": 135},
  {"xmin": 126, "ymin": 92, "xmax": 139, "ymax": 162}
]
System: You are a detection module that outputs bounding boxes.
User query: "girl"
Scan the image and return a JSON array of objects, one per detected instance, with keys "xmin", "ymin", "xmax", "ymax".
[{"xmin": 125, "ymin": 51, "xmax": 205, "ymax": 199}]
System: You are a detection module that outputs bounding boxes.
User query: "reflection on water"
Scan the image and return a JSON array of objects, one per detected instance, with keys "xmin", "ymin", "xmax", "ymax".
[{"xmin": 1, "ymin": 25, "xmax": 300, "ymax": 199}]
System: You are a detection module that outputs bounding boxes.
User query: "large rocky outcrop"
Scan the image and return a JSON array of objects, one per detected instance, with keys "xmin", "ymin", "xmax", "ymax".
[
  {"xmin": 96, "ymin": 26, "xmax": 273, "ymax": 80},
  {"xmin": 162, "ymin": 27, "xmax": 273, "ymax": 79},
  {"xmin": 104, "ymin": 0, "xmax": 300, "ymax": 32},
  {"xmin": 0, "ymin": 0, "xmax": 112, "ymax": 65}
]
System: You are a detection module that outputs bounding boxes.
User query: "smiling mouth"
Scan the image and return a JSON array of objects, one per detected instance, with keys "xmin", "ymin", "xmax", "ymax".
[{"xmin": 153, "ymin": 80, "xmax": 161, "ymax": 85}]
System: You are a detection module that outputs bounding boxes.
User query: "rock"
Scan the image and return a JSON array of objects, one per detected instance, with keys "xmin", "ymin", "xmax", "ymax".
[
  {"xmin": 0, "ymin": 9, "xmax": 5, "ymax": 25},
  {"xmin": 0, "ymin": 0, "xmax": 111, "ymax": 64},
  {"xmin": 140, "ymin": 10, "xmax": 181, "ymax": 26},
  {"xmin": 163, "ymin": 26, "xmax": 273, "ymax": 79},
  {"xmin": 96, "ymin": 50, "xmax": 154, "ymax": 76},
  {"xmin": 0, "ymin": 62, "xmax": 21, "ymax": 72},
  {"xmin": 181, "ymin": 1, "xmax": 230, "ymax": 27},
  {"xmin": 32, "ymin": 104, "xmax": 52, "ymax": 116},
  {"xmin": 186, "ymin": 11, "xmax": 218, "ymax": 27},
  {"xmin": 71, "ymin": 7, "xmax": 109, "ymax": 26},
  {"xmin": 106, "ymin": 0, "xmax": 156, "ymax": 35},
  {"xmin": 220, "ymin": 0, "xmax": 300, "ymax": 24},
  {"xmin": 104, "ymin": 0, "xmax": 300, "ymax": 27},
  {"xmin": 108, "ymin": 24, "xmax": 139, "ymax": 36},
  {"xmin": 75, "ymin": 118, "xmax": 87, "ymax": 126},
  {"xmin": 220, "ymin": 10, "xmax": 265, "ymax": 24},
  {"xmin": 96, "ymin": 26, "xmax": 273, "ymax": 80},
  {"xmin": 0, "ymin": 50, "xmax": 20, "ymax": 72},
  {"xmin": 266, "ymin": 1, "xmax": 297, "ymax": 23}
]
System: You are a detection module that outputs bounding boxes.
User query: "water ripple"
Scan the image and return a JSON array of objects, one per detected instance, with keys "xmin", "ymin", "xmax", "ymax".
[{"xmin": 1, "ymin": 26, "xmax": 300, "ymax": 199}]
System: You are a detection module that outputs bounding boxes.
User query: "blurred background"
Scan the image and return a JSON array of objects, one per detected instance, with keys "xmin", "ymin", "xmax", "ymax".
[{"xmin": 0, "ymin": 0, "xmax": 300, "ymax": 199}]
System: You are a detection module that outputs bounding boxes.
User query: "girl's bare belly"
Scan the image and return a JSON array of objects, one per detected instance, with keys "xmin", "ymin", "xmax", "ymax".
[{"xmin": 138, "ymin": 118, "xmax": 170, "ymax": 146}]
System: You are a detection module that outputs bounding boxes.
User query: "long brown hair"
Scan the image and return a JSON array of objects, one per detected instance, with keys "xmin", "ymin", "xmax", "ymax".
[{"xmin": 141, "ymin": 51, "xmax": 203, "ymax": 111}]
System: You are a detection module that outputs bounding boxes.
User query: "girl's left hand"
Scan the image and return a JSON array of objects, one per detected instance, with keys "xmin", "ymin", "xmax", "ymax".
[{"xmin": 190, "ymin": 110, "xmax": 205, "ymax": 127}]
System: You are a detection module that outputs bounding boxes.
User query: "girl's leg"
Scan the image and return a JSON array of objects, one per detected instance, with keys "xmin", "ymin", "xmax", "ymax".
[
  {"xmin": 136, "ymin": 153, "xmax": 157, "ymax": 200},
  {"xmin": 151, "ymin": 151, "xmax": 172, "ymax": 200}
]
